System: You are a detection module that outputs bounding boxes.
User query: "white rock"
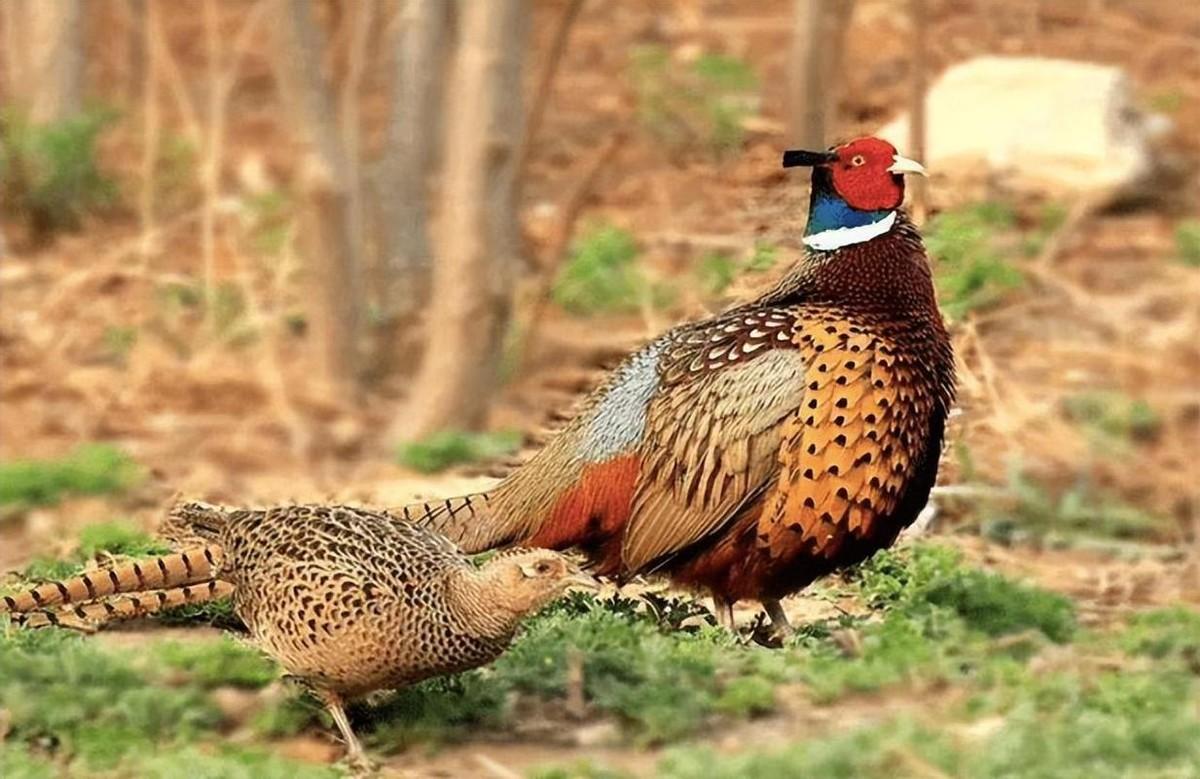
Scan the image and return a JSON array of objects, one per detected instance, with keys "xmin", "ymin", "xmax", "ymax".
[{"xmin": 879, "ymin": 56, "xmax": 1166, "ymax": 202}]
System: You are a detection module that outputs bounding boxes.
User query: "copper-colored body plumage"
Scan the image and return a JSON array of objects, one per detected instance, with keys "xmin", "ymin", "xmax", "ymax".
[{"xmin": 1, "ymin": 502, "xmax": 584, "ymax": 764}]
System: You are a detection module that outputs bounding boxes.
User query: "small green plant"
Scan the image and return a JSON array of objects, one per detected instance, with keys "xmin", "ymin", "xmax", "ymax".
[
  {"xmin": 745, "ymin": 243, "xmax": 779, "ymax": 273},
  {"xmin": 694, "ymin": 243, "xmax": 780, "ymax": 298},
  {"xmin": 153, "ymin": 133, "xmax": 200, "ymax": 213},
  {"xmin": 552, "ymin": 224, "xmax": 669, "ymax": 315},
  {"xmin": 695, "ymin": 251, "xmax": 739, "ymax": 296},
  {"xmin": 242, "ymin": 190, "xmax": 293, "ymax": 256},
  {"xmin": 0, "ymin": 108, "xmax": 119, "ymax": 243},
  {"xmin": 396, "ymin": 430, "xmax": 522, "ymax": 474},
  {"xmin": 0, "ymin": 627, "xmax": 221, "ymax": 769},
  {"xmin": 926, "ymin": 202, "xmax": 1024, "ymax": 319},
  {"xmin": 1147, "ymin": 89, "xmax": 1184, "ymax": 114},
  {"xmin": 155, "ymin": 637, "xmax": 278, "ymax": 689},
  {"xmin": 629, "ymin": 46, "xmax": 759, "ymax": 157},
  {"xmin": 1176, "ymin": 219, "xmax": 1200, "ymax": 267},
  {"xmin": 0, "ymin": 445, "xmax": 142, "ymax": 507},
  {"xmin": 978, "ymin": 470, "xmax": 1166, "ymax": 543},
  {"xmin": 101, "ymin": 325, "xmax": 138, "ymax": 364},
  {"xmin": 1117, "ymin": 608, "xmax": 1200, "ymax": 670},
  {"xmin": 1063, "ymin": 391, "xmax": 1160, "ymax": 445},
  {"xmin": 76, "ymin": 520, "xmax": 168, "ymax": 559}
]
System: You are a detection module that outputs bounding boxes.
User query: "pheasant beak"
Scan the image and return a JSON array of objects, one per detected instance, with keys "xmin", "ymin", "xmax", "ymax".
[
  {"xmin": 567, "ymin": 570, "xmax": 601, "ymax": 592},
  {"xmin": 782, "ymin": 149, "xmax": 839, "ymax": 168},
  {"xmin": 887, "ymin": 154, "xmax": 927, "ymax": 176}
]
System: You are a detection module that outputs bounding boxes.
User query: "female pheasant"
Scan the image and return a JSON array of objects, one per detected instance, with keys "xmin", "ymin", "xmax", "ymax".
[
  {"xmin": 411, "ymin": 136, "xmax": 955, "ymax": 632},
  {"xmin": 1, "ymin": 502, "xmax": 591, "ymax": 767}
]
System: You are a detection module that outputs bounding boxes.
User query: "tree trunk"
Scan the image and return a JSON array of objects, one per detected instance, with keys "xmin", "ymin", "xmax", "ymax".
[
  {"xmin": 15, "ymin": 0, "xmax": 85, "ymax": 123},
  {"xmin": 273, "ymin": 0, "xmax": 364, "ymax": 401},
  {"xmin": 787, "ymin": 0, "xmax": 854, "ymax": 148},
  {"xmin": 375, "ymin": 0, "xmax": 450, "ymax": 359},
  {"xmin": 395, "ymin": 0, "xmax": 528, "ymax": 439}
]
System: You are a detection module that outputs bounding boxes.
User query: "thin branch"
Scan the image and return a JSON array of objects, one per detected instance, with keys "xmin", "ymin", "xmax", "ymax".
[{"xmin": 514, "ymin": 0, "xmax": 585, "ymax": 185}]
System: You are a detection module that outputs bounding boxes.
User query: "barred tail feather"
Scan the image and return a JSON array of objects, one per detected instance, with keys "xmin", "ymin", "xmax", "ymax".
[
  {"xmin": 12, "ymin": 580, "xmax": 235, "ymax": 630},
  {"xmin": 0, "ymin": 545, "xmax": 223, "ymax": 614},
  {"xmin": 389, "ymin": 493, "xmax": 505, "ymax": 553}
]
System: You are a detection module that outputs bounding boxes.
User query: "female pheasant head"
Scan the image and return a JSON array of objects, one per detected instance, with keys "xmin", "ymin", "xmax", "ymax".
[
  {"xmin": 783, "ymin": 136, "xmax": 926, "ymax": 252},
  {"xmin": 478, "ymin": 549, "xmax": 597, "ymax": 615}
]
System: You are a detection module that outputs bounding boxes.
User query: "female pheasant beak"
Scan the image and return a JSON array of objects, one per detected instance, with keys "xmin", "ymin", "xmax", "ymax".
[
  {"xmin": 887, "ymin": 155, "xmax": 927, "ymax": 176},
  {"xmin": 568, "ymin": 570, "xmax": 601, "ymax": 592}
]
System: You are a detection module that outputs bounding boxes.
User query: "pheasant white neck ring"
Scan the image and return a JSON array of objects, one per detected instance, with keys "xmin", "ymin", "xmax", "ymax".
[{"xmin": 803, "ymin": 210, "xmax": 896, "ymax": 251}]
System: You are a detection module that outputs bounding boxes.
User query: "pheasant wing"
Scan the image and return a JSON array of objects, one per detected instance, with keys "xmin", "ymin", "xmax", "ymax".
[{"xmin": 619, "ymin": 312, "xmax": 807, "ymax": 573}]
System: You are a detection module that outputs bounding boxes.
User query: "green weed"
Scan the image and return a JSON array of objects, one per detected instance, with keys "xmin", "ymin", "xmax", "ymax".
[
  {"xmin": 1147, "ymin": 89, "xmax": 1184, "ymax": 114},
  {"xmin": 77, "ymin": 520, "xmax": 169, "ymax": 559},
  {"xmin": 695, "ymin": 251, "xmax": 738, "ymax": 296},
  {"xmin": 926, "ymin": 202, "xmax": 1024, "ymax": 319},
  {"xmin": 552, "ymin": 224, "xmax": 670, "ymax": 316},
  {"xmin": 396, "ymin": 429, "xmax": 522, "ymax": 474},
  {"xmin": 1117, "ymin": 607, "xmax": 1200, "ymax": 670},
  {"xmin": 242, "ymin": 190, "xmax": 294, "ymax": 256},
  {"xmin": 0, "ymin": 445, "xmax": 142, "ymax": 507},
  {"xmin": 980, "ymin": 471, "xmax": 1166, "ymax": 543},
  {"xmin": 660, "ymin": 720, "xmax": 958, "ymax": 779},
  {"xmin": 693, "ymin": 243, "xmax": 780, "ymax": 298},
  {"xmin": 101, "ymin": 325, "xmax": 138, "ymax": 364},
  {"xmin": 661, "ymin": 664, "xmax": 1200, "ymax": 779},
  {"xmin": 531, "ymin": 761, "xmax": 633, "ymax": 779},
  {"xmin": 0, "ymin": 108, "xmax": 119, "ymax": 243},
  {"xmin": 155, "ymin": 636, "xmax": 278, "ymax": 689},
  {"xmin": 1176, "ymin": 219, "xmax": 1200, "ymax": 267},
  {"xmin": 0, "ymin": 626, "xmax": 221, "ymax": 769},
  {"xmin": 131, "ymin": 746, "xmax": 339, "ymax": 779},
  {"xmin": 629, "ymin": 46, "xmax": 759, "ymax": 157},
  {"xmin": 857, "ymin": 545, "xmax": 1075, "ymax": 641},
  {"xmin": 1064, "ymin": 391, "xmax": 1160, "ymax": 445},
  {"xmin": 0, "ymin": 745, "xmax": 57, "ymax": 779}
]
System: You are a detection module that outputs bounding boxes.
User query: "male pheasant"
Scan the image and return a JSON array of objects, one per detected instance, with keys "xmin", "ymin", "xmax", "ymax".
[
  {"xmin": 399, "ymin": 136, "xmax": 955, "ymax": 633},
  {"xmin": 1, "ymin": 502, "xmax": 591, "ymax": 766}
]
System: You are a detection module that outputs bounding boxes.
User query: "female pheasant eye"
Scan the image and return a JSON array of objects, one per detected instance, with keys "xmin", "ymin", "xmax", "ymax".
[
  {"xmin": 851, "ymin": 154, "xmax": 866, "ymax": 167},
  {"xmin": 534, "ymin": 561, "xmax": 552, "ymax": 575}
]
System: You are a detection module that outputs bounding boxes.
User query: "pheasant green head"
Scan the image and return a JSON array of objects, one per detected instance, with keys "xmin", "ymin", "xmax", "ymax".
[{"xmin": 783, "ymin": 136, "xmax": 926, "ymax": 251}]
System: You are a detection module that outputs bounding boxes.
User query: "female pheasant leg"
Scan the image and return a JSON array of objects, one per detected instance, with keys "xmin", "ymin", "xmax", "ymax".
[
  {"xmin": 763, "ymin": 599, "xmax": 794, "ymax": 637},
  {"xmin": 316, "ymin": 689, "xmax": 370, "ymax": 770}
]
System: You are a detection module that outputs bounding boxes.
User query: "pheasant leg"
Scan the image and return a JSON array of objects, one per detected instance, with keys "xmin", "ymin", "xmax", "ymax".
[
  {"xmin": 317, "ymin": 689, "xmax": 371, "ymax": 771},
  {"xmin": 763, "ymin": 599, "xmax": 794, "ymax": 637},
  {"xmin": 712, "ymin": 594, "xmax": 736, "ymax": 631}
]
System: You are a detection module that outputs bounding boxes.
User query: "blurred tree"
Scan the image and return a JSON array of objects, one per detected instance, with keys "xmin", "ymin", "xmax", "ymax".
[
  {"xmin": 394, "ymin": 0, "xmax": 529, "ymax": 439},
  {"xmin": 2, "ymin": 0, "xmax": 85, "ymax": 124},
  {"xmin": 908, "ymin": 0, "xmax": 929, "ymax": 222},
  {"xmin": 787, "ymin": 0, "xmax": 854, "ymax": 148},
  {"xmin": 273, "ymin": 0, "xmax": 365, "ymax": 402},
  {"xmin": 374, "ymin": 0, "xmax": 451, "ymax": 368}
]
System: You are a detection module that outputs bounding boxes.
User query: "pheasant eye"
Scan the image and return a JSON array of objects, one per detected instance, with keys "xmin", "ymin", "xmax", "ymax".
[
  {"xmin": 851, "ymin": 155, "xmax": 866, "ymax": 167},
  {"xmin": 535, "ymin": 561, "xmax": 552, "ymax": 575}
]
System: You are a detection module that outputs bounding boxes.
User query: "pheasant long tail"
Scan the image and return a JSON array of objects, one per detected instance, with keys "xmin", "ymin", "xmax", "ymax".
[
  {"xmin": 1, "ymin": 545, "xmax": 224, "ymax": 613},
  {"xmin": 390, "ymin": 493, "xmax": 498, "ymax": 549},
  {"xmin": 12, "ymin": 580, "xmax": 235, "ymax": 630}
]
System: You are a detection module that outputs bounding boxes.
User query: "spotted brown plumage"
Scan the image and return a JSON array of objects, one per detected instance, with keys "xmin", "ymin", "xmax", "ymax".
[
  {"xmin": 407, "ymin": 136, "xmax": 955, "ymax": 632},
  {"xmin": 2, "ymin": 501, "xmax": 589, "ymax": 766}
]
